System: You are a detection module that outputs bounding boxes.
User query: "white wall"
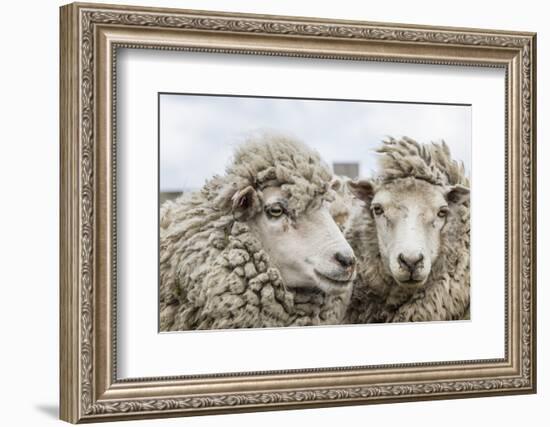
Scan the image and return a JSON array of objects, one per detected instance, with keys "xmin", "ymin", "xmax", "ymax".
[{"xmin": 0, "ymin": 1, "xmax": 545, "ymax": 426}]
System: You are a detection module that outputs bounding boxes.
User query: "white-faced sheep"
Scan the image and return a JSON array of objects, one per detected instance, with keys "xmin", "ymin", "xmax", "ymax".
[
  {"xmin": 328, "ymin": 175, "xmax": 361, "ymax": 233},
  {"xmin": 160, "ymin": 135, "xmax": 357, "ymax": 331},
  {"xmin": 345, "ymin": 137, "xmax": 470, "ymax": 323}
]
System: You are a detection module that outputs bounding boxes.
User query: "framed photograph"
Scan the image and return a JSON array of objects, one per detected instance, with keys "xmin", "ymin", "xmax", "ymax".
[{"xmin": 60, "ymin": 2, "xmax": 537, "ymax": 423}]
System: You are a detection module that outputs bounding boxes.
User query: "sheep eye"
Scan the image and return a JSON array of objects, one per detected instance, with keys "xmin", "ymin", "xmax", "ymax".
[
  {"xmin": 437, "ymin": 206, "xmax": 449, "ymax": 218},
  {"xmin": 265, "ymin": 203, "xmax": 285, "ymax": 218},
  {"xmin": 372, "ymin": 204, "xmax": 384, "ymax": 216}
]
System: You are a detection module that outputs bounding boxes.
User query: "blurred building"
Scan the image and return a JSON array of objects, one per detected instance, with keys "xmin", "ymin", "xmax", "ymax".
[{"xmin": 333, "ymin": 162, "xmax": 359, "ymax": 179}]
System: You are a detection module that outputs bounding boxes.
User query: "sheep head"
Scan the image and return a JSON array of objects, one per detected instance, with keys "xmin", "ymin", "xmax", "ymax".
[
  {"xmin": 349, "ymin": 177, "xmax": 468, "ymax": 288},
  {"xmin": 348, "ymin": 137, "xmax": 470, "ymax": 292},
  {"xmin": 328, "ymin": 176, "xmax": 357, "ymax": 232},
  {"xmin": 218, "ymin": 135, "xmax": 357, "ymax": 295}
]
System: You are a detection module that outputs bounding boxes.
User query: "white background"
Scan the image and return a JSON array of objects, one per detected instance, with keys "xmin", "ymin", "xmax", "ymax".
[
  {"xmin": 0, "ymin": 0, "xmax": 545, "ymax": 426},
  {"xmin": 118, "ymin": 49, "xmax": 503, "ymax": 378}
]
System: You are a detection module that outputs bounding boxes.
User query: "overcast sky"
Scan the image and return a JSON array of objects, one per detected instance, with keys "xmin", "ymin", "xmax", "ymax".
[{"xmin": 160, "ymin": 94, "xmax": 471, "ymax": 192}]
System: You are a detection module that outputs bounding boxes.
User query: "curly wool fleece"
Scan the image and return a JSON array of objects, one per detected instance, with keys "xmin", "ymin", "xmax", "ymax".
[
  {"xmin": 345, "ymin": 137, "xmax": 471, "ymax": 323},
  {"xmin": 159, "ymin": 135, "xmax": 351, "ymax": 331}
]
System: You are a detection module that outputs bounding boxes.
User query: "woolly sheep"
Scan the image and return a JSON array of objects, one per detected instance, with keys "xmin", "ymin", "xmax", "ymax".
[
  {"xmin": 328, "ymin": 175, "xmax": 361, "ymax": 233},
  {"xmin": 345, "ymin": 137, "xmax": 470, "ymax": 323},
  {"xmin": 160, "ymin": 134, "xmax": 357, "ymax": 331}
]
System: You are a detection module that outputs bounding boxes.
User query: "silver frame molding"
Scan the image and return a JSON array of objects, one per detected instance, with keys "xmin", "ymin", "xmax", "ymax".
[{"xmin": 60, "ymin": 2, "xmax": 536, "ymax": 423}]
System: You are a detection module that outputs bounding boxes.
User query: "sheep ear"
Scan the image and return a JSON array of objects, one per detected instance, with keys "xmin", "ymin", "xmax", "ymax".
[
  {"xmin": 348, "ymin": 179, "xmax": 375, "ymax": 204},
  {"xmin": 445, "ymin": 184, "xmax": 470, "ymax": 205},
  {"xmin": 231, "ymin": 186, "xmax": 259, "ymax": 220}
]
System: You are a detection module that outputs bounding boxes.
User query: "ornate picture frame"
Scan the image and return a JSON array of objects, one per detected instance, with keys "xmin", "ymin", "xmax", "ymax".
[{"xmin": 60, "ymin": 2, "xmax": 536, "ymax": 423}]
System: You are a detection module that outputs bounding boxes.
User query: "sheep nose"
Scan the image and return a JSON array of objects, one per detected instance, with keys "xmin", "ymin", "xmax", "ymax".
[
  {"xmin": 398, "ymin": 253, "xmax": 424, "ymax": 273},
  {"xmin": 334, "ymin": 251, "xmax": 356, "ymax": 268}
]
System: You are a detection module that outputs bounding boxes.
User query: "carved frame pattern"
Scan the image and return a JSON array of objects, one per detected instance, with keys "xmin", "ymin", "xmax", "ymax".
[{"xmin": 60, "ymin": 2, "xmax": 536, "ymax": 423}]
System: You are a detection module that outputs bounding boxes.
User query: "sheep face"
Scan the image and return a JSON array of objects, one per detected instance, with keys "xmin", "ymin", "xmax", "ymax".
[
  {"xmin": 239, "ymin": 186, "xmax": 356, "ymax": 295},
  {"xmin": 350, "ymin": 177, "xmax": 469, "ymax": 288},
  {"xmin": 328, "ymin": 176, "xmax": 357, "ymax": 232}
]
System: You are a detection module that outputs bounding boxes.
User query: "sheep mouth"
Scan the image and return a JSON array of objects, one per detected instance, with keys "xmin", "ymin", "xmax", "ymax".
[
  {"xmin": 314, "ymin": 271, "xmax": 354, "ymax": 287},
  {"xmin": 396, "ymin": 277, "xmax": 425, "ymax": 287}
]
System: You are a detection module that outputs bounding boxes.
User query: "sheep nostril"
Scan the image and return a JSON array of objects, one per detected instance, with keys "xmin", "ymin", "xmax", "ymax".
[
  {"xmin": 398, "ymin": 253, "xmax": 424, "ymax": 272},
  {"xmin": 334, "ymin": 251, "xmax": 356, "ymax": 268}
]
